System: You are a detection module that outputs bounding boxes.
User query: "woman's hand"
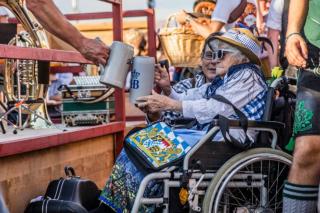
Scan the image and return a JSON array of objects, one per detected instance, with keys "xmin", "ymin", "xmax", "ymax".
[
  {"xmin": 136, "ymin": 91, "xmax": 182, "ymax": 114},
  {"xmin": 154, "ymin": 64, "xmax": 171, "ymax": 96}
]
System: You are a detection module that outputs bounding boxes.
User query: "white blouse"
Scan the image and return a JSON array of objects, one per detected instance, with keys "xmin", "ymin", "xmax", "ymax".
[
  {"xmin": 169, "ymin": 66, "xmax": 267, "ymax": 143},
  {"xmin": 169, "ymin": 67, "xmax": 266, "ymax": 124}
]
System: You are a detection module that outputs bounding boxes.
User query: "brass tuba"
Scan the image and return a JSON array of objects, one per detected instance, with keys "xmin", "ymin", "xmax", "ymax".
[{"xmin": 0, "ymin": 0, "xmax": 52, "ymax": 129}]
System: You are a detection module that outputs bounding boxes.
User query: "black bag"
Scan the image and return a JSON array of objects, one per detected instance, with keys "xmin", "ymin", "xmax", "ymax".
[
  {"xmin": 24, "ymin": 200, "xmax": 88, "ymax": 213},
  {"xmin": 24, "ymin": 166, "xmax": 100, "ymax": 213}
]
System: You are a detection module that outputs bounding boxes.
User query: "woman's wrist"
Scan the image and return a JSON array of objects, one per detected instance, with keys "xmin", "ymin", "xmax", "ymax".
[
  {"xmin": 185, "ymin": 15, "xmax": 193, "ymax": 24},
  {"xmin": 285, "ymin": 32, "xmax": 302, "ymax": 43},
  {"xmin": 162, "ymin": 86, "xmax": 172, "ymax": 96},
  {"xmin": 147, "ymin": 112, "xmax": 161, "ymax": 122},
  {"xmin": 168, "ymin": 99, "xmax": 182, "ymax": 112}
]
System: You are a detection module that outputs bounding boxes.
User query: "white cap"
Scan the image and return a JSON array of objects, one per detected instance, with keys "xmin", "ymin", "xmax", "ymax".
[{"xmin": 0, "ymin": 7, "xmax": 9, "ymax": 17}]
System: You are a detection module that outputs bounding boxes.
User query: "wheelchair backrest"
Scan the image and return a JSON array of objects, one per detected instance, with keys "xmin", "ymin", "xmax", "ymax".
[{"xmin": 259, "ymin": 77, "xmax": 296, "ymax": 149}]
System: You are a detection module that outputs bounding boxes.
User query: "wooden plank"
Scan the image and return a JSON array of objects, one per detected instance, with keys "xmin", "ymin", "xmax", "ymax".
[
  {"xmin": 0, "ymin": 44, "xmax": 91, "ymax": 63},
  {"xmin": 0, "ymin": 122, "xmax": 125, "ymax": 157},
  {"xmin": 112, "ymin": 4, "xmax": 123, "ymax": 41},
  {"xmin": 99, "ymin": 0, "xmax": 121, "ymax": 4},
  {"xmin": 10, "ymin": 10, "xmax": 155, "ymax": 22},
  {"xmin": 65, "ymin": 12, "xmax": 113, "ymax": 20},
  {"xmin": 50, "ymin": 66, "xmax": 82, "ymax": 74},
  {"xmin": 146, "ymin": 9, "xmax": 157, "ymax": 58},
  {"xmin": 0, "ymin": 135, "xmax": 114, "ymax": 213}
]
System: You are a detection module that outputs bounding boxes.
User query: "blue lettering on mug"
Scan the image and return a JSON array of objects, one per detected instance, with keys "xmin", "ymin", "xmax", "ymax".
[
  {"xmin": 131, "ymin": 79, "xmax": 140, "ymax": 89},
  {"xmin": 130, "ymin": 69, "xmax": 140, "ymax": 89}
]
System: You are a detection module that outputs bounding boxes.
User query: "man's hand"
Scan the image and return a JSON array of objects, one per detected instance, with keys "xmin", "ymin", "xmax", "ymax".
[
  {"xmin": 154, "ymin": 64, "xmax": 171, "ymax": 95},
  {"xmin": 78, "ymin": 38, "xmax": 110, "ymax": 65},
  {"xmin": 136, "ymin": 91, "xmax": 182, "ymax": 114},
  {"xmin": 285, "ymin": 34, "xmax": 308, "ymax": 68}
]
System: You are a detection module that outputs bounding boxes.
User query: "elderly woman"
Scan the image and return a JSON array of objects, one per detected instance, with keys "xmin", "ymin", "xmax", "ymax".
[
  {"xmin": 94, "ymin": 28, "xmax": 267, "ymax": 213},
  {"xmin": 152, "ymin": 34, "xmax": 219, "ymax": 124}
]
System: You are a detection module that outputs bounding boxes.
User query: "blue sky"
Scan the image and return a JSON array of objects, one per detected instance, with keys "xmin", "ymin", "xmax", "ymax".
[{"xmin": 53, "ymin": 0, "xmax": 194, "ymax": 22}]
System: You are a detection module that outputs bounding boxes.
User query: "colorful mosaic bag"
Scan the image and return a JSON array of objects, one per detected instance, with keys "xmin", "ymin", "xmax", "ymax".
[{"xmin": 124, "ymin": 122, "xmax": 191, "ymax": 171}]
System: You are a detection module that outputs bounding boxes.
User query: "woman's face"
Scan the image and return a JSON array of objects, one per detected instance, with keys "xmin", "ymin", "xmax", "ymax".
[
  {"xmin": 201, "ymin": 49, "xmax": 218, "ymax": 81},
  {"xmin": 201, "ymin": 41, "xmax": 239, "ymax": 78}
]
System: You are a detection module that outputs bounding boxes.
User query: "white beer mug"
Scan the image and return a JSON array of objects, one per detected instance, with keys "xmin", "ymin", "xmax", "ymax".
[
  {"xmin": 129, "ymin": 56, "xmax": 155, "ymax": 104},
  {"xmin": 99, "ymin": 41, "xmax": 134, "ymax": 88}
]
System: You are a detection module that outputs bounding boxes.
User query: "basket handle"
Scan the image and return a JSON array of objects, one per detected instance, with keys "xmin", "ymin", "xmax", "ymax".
[{"xmin": 164, "ymin": 15, "xmax": 179, "ymax": 28}]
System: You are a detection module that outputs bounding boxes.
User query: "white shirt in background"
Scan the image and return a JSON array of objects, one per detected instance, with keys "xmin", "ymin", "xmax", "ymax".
[
  {"xmin": 266, "ymin": 0, "xmax": 284, "ymax": 31},
  {"xmin": 212, "ymin": 0, "xmax": 258, "ymax": 29},
  {"xmin": 211, "ymin": 0, "xmax": 242, "ymax": 24},
  {"xmin": 0, "ymin": 7, "xmax": 9, "ymax": 17}
]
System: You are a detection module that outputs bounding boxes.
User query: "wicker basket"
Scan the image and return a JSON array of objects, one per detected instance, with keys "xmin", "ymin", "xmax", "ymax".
[{"xmin": 159, "ymin": 15, "xmax": 205, "ymax": 68}]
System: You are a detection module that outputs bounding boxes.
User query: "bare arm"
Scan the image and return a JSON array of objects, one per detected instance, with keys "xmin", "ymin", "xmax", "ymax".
[
  {"xmin": 26, "ymin": 0, "xmax": 109, "ymax": 65},
  {"xmin": 175, "ymin": 11, "xmax": 224, "ymax": 38},
  {"xmin": 255, "ymin": 0, "xmax": 265, "ymax": 34},
  {"xmin": 285, "ymin": 0, "xmax": 309, "ymax": 67},
  {"xmin": 286, "ymin": 0, "xmax": 308, "ymax": 35},
  {"xmin": 189, "ymin": 19, "xmax": 225, "ymax": 38}
]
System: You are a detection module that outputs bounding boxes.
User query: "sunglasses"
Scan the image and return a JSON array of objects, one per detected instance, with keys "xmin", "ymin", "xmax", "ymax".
[{"xmin": 202, "ymin": 49, "xmax": 235, "ymax": 61}]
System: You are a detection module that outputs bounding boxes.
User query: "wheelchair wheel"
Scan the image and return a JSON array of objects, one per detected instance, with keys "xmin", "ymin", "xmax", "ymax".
[{"xmin": 202, "ymin": 148, "xmax": 292, "ymax": 213}]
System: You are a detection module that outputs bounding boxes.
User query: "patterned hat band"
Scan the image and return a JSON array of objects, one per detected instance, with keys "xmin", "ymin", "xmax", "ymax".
[
  {"xmin": 221, "ymin": 29, "xmax": 261, "ymax": 58},
  {"xmin": 205, "ymin": 28, "xmax": 262, "ymax": 65}
]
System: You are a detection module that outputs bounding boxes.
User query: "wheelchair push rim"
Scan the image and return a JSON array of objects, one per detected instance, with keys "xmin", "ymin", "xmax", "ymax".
[{"xmin": 202, "ymin": 148, "xmax": 292, "ymax": 213}]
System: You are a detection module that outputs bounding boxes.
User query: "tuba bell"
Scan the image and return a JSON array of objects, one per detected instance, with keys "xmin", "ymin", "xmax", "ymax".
[{"xmin": 0, "ymin": 0, "xmax": 52, "ymax": 129}]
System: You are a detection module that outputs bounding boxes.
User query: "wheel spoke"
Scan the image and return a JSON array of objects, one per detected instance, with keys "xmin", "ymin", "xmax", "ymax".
[
  {"xmin": 267, "ymin": 164, "xmax": 286, "ymax": 193},
  {"xmin": 205, "ymin": 150, "xmax": 292, "ymax": 213},
  {"xmin": 214, "ymin": 156, "xmax": 290, "ymax": 213}
]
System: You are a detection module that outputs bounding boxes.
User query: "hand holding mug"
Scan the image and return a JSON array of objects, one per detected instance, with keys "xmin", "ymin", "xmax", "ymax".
[
  {"xmin": 154, "ymin": 64, "xmax": 171, "ymax": 96},
  {"xmin": 136, "ymin": 91, "xmax": 182, "ymax": 113}
]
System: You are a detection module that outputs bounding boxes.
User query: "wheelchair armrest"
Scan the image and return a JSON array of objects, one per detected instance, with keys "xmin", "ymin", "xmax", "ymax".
[
  {"xmin": 170, "ymin": 118, "xmax": 197, "ymax": 129},
  {"xmin": 210, "ymin": 119, "xmax": 285, "ymax": 149},
  {"xmin": 239, "ymin": 120, "xmax": 285, "ymax": 130},
  {"xmin": 211, "ymin": 119, "xmax": 285, "ymax": 130},
  {"xmin": 248, "ymin": 120, "xmax": 285, "ymax": 130}
]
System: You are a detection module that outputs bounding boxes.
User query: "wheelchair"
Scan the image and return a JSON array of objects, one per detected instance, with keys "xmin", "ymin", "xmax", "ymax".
[{"xmin": 132, "ymin": 76, "xmax": 295, "ymax": 213}]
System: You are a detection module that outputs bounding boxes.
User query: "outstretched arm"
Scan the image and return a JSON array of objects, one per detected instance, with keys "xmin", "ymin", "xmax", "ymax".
[
  {"xmin": 189, "ymin": 19, "xmax": 225, "ymax": 38},
  {"xmin": 176, "ymin": 10, "xmax": 224, "ymax": 38},
  {"xmin": 26, "ymin": 0, "xmax": 109, "ymax": 65}
]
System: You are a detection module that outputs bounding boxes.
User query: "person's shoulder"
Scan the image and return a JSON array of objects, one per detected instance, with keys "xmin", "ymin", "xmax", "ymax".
[
  {"xmin": 228, "ymin": 63, "xmax": 263, "ymax": 80},
  {"xmin": 174, "ymin": 77, "xmax": 193, "ymax": 86},
  {"xmin": 242, "ymin": 63, "xmax": 264, "ymax": 76},
  {"xmin": 172, "ymin": 78, "xmax": 194, "ymax": 92}
]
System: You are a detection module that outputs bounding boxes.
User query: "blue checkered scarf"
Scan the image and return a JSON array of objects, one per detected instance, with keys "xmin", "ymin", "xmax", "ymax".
[{"xmin": 240, "ymin": 90, "xmax": 267, "ymax": 120}]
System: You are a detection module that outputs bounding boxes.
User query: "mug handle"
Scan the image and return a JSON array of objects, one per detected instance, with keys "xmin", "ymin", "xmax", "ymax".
[{"xmin": 99, "ymin": 64, "xmax": 106, "ymax": 75}]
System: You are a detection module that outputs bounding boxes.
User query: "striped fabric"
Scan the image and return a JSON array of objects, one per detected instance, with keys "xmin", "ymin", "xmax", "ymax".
[
  {"xmin": 172, "ymin": 72, "xmax": 205, "ymax": 93},
  {"xmin": 283, "ymin": 181, "xmax": 319, "ymax": 201},
  {"xmin": 162, "ymin": 73, "xmax": 206, "ymax": 124}
]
